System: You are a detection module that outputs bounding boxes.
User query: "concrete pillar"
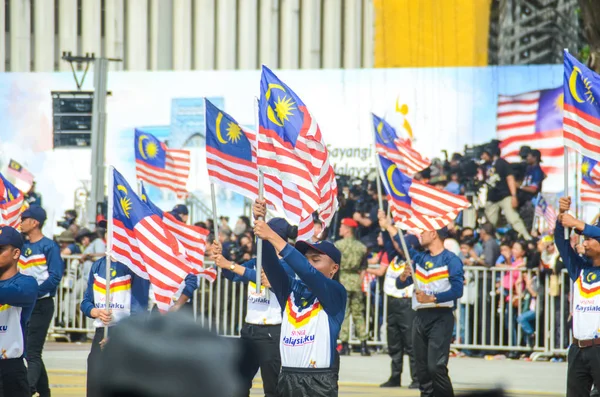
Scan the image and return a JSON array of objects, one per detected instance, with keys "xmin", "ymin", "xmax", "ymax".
[
  {"xmin": 58, "ymin": 0, "xmax": 78, "ymax": 71},
  {"xmin": 0, "ymin": 0, "xmax": 4, "ymax": 71},
  {"xmin": 11, "ymin": 0, "xmax": 31, "ymax": 71},
  {"xmin": 193, "ymin": 0, "xmax": 215, "ymax": 69},
  {"xmin": 300, "ymin": 0, "xmax": 321, "ymax": 69},
  {"xmin": 237, "ymin": 0, "xmax": 257, "ymax": 69},
  {"xmin": 81, "ymin": 0, "xmax": 101, "ymax": 58},
  {"xmin": 104, "ymin": 0, "xmax": 125, "ymax": 70},
  {"xmin": 34, "ymin": 0, "xmax": 55, "ymax": 71},
  {"xmin": 322, "ymin": 0, "xmax": 342, "ymax": 68},
  {"xmin": 258, "ymin": 0, "xmax": 279, "ymax": 68},
  {"xmin": 215, "ymin": 0, "xmax": 236, "ymax": 69},
  {"xmin": 125, "ymin": 0, "xmax": 149, "ymax": 70},
  {"xmin": 343, "ymin": 0, "xmax": 361, "ymax": 68},
  {"xmin": 362, "ymin": 0, "xmax": 374, "ymax": 68},
  {"xmin": 172, "ymin": 0, "xmax": 192, "ymax": 70},
  {"xmin": 279, "ymin": 0, "xmax": 299, "ymax": 69}
]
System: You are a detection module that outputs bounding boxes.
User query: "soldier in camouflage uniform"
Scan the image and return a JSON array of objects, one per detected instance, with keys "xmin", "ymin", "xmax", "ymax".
[{"xmin": 335, "ymin": 218, "xmax": 370, "ymax": 356}]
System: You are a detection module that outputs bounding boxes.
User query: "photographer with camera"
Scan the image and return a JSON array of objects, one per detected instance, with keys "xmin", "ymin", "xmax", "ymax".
[
  {"xmin": 352, "ymin": 182, "xmax": 387, "ymax": 249},
  {"xmin": 57, "ymin": 209, "xmax": 79, "ymax": 235},
  {"xmin": 480, "ymin": 146, "xmax": 532, "ymax": 240},
  {"xmin": 517, "ymin": 149, "xmax": 545, "ymax": 230}
]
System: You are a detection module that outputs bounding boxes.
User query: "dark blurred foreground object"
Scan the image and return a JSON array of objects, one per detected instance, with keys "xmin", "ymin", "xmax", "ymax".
[
  {"xmin": 92, "ymin": 312, "xmax": 242, "ymax": 397},
  {"xmin": 458, "ymin": 389, "xmax": 506, "ymax": 397}
]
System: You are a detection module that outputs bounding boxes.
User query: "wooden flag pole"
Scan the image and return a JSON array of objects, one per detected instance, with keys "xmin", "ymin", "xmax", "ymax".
[{"xmin": 105, "ymin": 166, "xmax": 115, "ymax": 339}]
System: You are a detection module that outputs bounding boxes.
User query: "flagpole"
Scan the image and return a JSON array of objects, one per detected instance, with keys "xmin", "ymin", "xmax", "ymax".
[
  {"xmin": 531, "ymin": 193, "xmax": 541, "ymax": 236},
  {"xmin": 254, "ymin": 97, "xmax": 263, "ymax": 294},
  {"xmin": 105, "ymin": 166, "xmax": 114, "ymax": 339},
  {"xmin": 210, "ymin": 184, "xmax": 219, "ymax": 244},
  {"xmin": 564, "ymin": 145, "xmax": 569, "ymax": 240}
]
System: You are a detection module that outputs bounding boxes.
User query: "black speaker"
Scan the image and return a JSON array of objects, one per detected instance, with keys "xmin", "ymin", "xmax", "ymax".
[{"xmin": 52, "ymin": 91, "xmax": 94, "ymax": 148}]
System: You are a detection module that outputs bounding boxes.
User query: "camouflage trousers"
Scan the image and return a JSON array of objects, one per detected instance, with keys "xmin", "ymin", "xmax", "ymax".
[{"xmin": 340, "ymin": 290, "xmax": 367, "ymax": 342}]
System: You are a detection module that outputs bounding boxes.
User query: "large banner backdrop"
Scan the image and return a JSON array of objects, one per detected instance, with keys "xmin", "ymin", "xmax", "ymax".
[{"xmin": 0, "ymin": 65, "xmax": 563, "ymax": 229}]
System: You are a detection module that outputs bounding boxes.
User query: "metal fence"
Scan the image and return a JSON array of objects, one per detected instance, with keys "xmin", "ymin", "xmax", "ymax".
[{"xmin": 50, "ymin": 258, "xmax": 573, "ymax": 359}]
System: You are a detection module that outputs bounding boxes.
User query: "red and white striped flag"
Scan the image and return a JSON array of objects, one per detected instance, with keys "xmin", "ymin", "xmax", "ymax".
[
  {"xmin": 581, "ymin": 156, "xmax": 600, "ymax": 204},
  {"xmin": 6, "ymin": 159, "xmax": 34, "ymax": 193},
  {"xmin": 257, "ymin": 66, "xmax": 338, "ymax": 232},
  {"xmin": 563, "ymin": 51, "xmax": 600, "ymax": 161},
  {"xmin": 0, "ymin": 173, "xmax": 24, "ymax": 228},
  {"xmin": 378, "ymin": 155, "xmax": 470, "ymax": 232},
  {"xmin": 373, "ymin": 114, "xmax": 430, "ymax": 176},
  {"xmin": 204, "ymin": 100, "xmax": 314, "ymax": 240},
  {"xmin": 534, "ymin": 196, "xmax": 557, "ymax": 233},
  {"xmin": 496, "ymin": 88, "xmax": 563, "ymax": 187},
  {"xmin": 135, "ymin": 130, "xmax": 190, "ymax": 199},
  {"xmin": 110, "ymin": 168, "xmax": 194, "ymax": 312}
]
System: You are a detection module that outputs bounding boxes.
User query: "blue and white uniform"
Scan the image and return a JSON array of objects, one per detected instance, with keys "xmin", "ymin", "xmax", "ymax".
[
  {"xmin": 0, "ymin": 273, "xmax": 38, "ymax": 359},
  {"xmin": 18, "ymin": 237, "xmax": 64, "ymax": 299},
  {"xmin": 262, "ymin": 241, "xmax": 347, "ymax": 370}
]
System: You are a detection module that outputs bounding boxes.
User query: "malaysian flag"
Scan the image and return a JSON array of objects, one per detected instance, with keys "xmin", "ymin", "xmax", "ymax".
[
  {"xmin": 581, "ymin": 156, "xmax": 600, "ymax": 204},
  {"xmin": 0, "ymin": 173, "xmax": 24, "ymax": 228},
  {"xmin": 377, "ymin": 154, "xmax": 470, "ymax": 232},
  {"xmin": 134, "ymin": 130, "xmax": 191, "ymax": 199},
  {"xmin": 497, "ymin": 87, "xmax": 563, "ymax": 189},
  {"xmin": 373, "ymin": 114, "xmax": 430, "ymax": 176},
  {"xmin": 6, "ymin": 159, "xmax": 34, "ymax": 193},
  {"xmin": 534, "ymin": 196, "xmax": 557, "ymax": 232},
  {"xmin": 109, "ymin": 168, "xmax": 193, "ymax": 311},
  {"xmin": 140, "ymin": 183, "xmax": 216, "ymax": 283},
  {"xmin": 257, "ymin": 66, "xmax": 338, "ymax": 230},
  {"xmin": 563, "ymin": 51, "xmax": 600, "ymax": 161},
  {"xmin": 204, "ymin": 99, "xmax": 314, "ymax": 240}
]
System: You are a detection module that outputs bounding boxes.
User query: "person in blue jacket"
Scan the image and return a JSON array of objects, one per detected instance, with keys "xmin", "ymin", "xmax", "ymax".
[
  {"xmin": 80, "ymin": 256, "xmax": 152, "ymax": 397},
  {"xmin": 252, "ymin": 199, "xmax": 346, "ymax": 397},
  {"xmin": 554, "ymin": 196, "xmax": 600, "ymax": 397},
  {"xmin": 210, "ymin": 217, "xmax": 297, "ymax": 397},
  {"xmin": 392, "ymin": 211, "xmax": 464, "ymax": 397},
  {"xmin": 18, "ymin": 205, "xmax": 65, "ymax": 397},
  {"xmin": 0, "ymin": 226, "xmax": 39, "ymax": 397}
]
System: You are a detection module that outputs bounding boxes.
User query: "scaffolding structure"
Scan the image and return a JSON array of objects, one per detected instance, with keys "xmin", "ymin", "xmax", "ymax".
[{"xmin": 490, "ymin": 0, "xmax": 583, "ymax": 65}]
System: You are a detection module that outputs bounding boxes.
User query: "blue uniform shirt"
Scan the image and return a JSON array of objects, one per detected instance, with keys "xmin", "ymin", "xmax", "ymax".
[{"xmin": 19, "ymin": 237, "xmax": 64, "ymax": 298}]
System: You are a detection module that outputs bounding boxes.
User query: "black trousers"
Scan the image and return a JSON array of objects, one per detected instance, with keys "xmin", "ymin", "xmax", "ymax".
[
  {"xmin": 239, "ymin": 323, "xmax": 281, "ymax": 397},
  {"xmin": 0, "ymin": 358, "xmax": 29, "ymax": 397},
  {"xmin": 387, "ymin": 297, "xmax": 417, "ymax": 385},
  {"xmin": 278, "ymin": 367, "xmax": 338, "ymax": 397},
  {"xmin": 86, "ymin": 328, "xmax": 105, "ymax": 397},
  {"xmin": 566, "ymin": 344, "xmax": 600, "ymax": 397},
  {"xmin": 413, "ymin": 308, "xmax": 455, "ymax": 397},
  {"xmin": 26, "ymin": 297, "xmax": 54, "ymax": 397}
]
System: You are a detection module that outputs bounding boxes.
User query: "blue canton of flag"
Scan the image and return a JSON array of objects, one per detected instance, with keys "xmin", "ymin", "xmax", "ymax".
[
  {"xmin": 205, "ymin": 100, "xmax": 253, "ymax": 162},
  {"xmin": 378, "ymin": 155, "xmax": 412, "ymax": 206},
  {"xmin": 373, "ymin": 114, "xmax": 399, "ymax": 151},
  {"xmin": 563, "ymin": 51, "xmax": 600, "ymax": 161}
]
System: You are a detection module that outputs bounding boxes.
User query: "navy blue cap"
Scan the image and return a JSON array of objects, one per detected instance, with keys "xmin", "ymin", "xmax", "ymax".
[
  {"xmin": 295, "ymin": 240, "xmax": 341, "ymax": 265},
  {"xmin": 172, "ymin": 204, "xmax": 189, "ymax": 216},
  {"xmin": 436, "ymin": 226, "xmax": 449, "ymax": 240},
  {"xmin": 267, "ymin": 218, "xmax": 297, "ymax": 241},
  {"xmin": 21, "ymin": 205, "xmax": 47, "ymax": 224},
  {"xmin": 0, "ymin": 226, "xmax": 24, "ymax": 250}
]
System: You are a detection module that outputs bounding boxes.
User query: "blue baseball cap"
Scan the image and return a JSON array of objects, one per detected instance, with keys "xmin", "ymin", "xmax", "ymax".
[
  {"xmin": 0, "ymin": 226, "xmax": 24, "ymax": 250},
  {"xmin": 21, "ymin": 205, "xmax": 47, "ymax": 224},
  {"xmin": 295, "ymin": 240, "xmax": 341, "ymax": 265},
  {"xmin": 172, "ymin": 204, "xmax": 189, "ymax": 216},
  {"xmin": 267, "ymin": 218, "xmax": 297, "ymax": 241}
]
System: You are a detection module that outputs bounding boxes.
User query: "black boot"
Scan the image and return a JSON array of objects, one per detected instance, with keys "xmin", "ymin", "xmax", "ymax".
[
  {"xmin": 340, "ymin": 342, "xmax": 350, "ymax": 356},
  {"xmin": 380, "ymin": 377, "xmax": 401, "ymax": 388},
  {"xmin": 360, "ymin": 340, "xmax": 371, "ymax": 356}
]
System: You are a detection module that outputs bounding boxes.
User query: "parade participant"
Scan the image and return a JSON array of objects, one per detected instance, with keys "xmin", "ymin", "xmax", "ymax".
[
  {"xmin": 80, "ymin": 256, "xmax": 151, "ymax": 397},
  {"xmin": 0, "ymin": 226, "xmax": 38, "ymax": 397},
  {"xmin": 554, "ymin": 196, "xmax": 600, "ymax": 397},
  {"xmin": 365, "ymin": 213, "xmax": 418, "ymax": 389},
  {"xmin": 253, "ymin": 199, "xmax": 346, "ymax": 397},
  {"xmin": 169, "ymin": 204, "xmax": 189, "ymax": 223},
  {"xmin": 396, "ymin": 225, "xmax": 464, "ymax": 397},
  {"xmin": 335, "ymin": 218, "xmax": 369, "ymax": 356},
  {"xmin": 18, "ymin": 205, "xmax": 65, "ymax": 397},
  {"xmin": 210, "ymin": 217, "xmax": 297, "ymax": 397}
]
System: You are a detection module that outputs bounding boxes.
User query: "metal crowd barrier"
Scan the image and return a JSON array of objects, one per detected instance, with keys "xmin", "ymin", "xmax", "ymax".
[{"xmin": 49, "ymin": 257, "xmax": 574, "ymax": 360}]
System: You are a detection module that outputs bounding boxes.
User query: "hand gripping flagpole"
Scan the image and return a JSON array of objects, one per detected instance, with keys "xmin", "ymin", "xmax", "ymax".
[
  {"xmin": 254, "ymin": 97, "xmax": 263, "ymax": 294},
  {"xmin": 105, "ymin": 165, "xmax": 115, "ymax": 339}
]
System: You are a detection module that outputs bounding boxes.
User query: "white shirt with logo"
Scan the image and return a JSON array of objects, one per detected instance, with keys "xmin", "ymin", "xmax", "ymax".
[
  {"xmin": 18, "ymin": 254, "xmax": 49, "ymax": 297},
  {"xmin": 246, "ymin": 282, "xmax": 283, "ymax": 325},
  {"xmin": 412, "ymin": 262, "xmax": 454, "ymax": 310},
  {"xmin": 573, "ymin": 269, "xmax": 600, "ymax": 340},
  {"xmin": 384, "ymin": 258, "xmax": 414, "ymax": 299},
  {"xmin": 0, "ymin": 304, "xmax": 24, "ymax": 359},
  {"xmin": 92, "ymin": 274, "xmax": 132, "ymax": 328}
]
